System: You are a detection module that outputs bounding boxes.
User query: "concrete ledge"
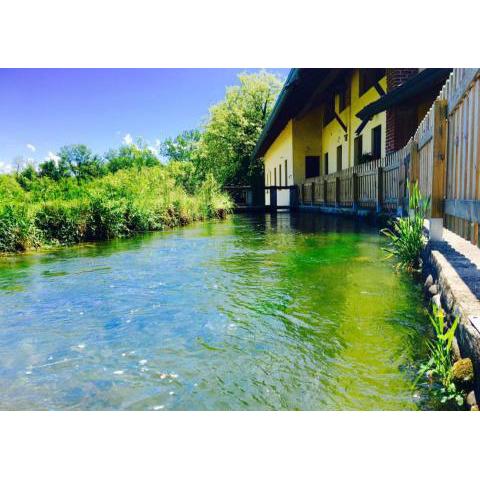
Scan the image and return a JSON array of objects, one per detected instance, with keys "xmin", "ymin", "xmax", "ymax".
[{"xmin": 424, "ymin": 230, "xmax": 480, "ymax": 397}]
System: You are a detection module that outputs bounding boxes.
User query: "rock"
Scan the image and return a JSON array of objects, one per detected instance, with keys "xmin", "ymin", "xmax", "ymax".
[
  {"xmin": 452, "ymin": 358, "xmax": 474, "ymax": 384},
  {"xmin": 466, "ymin": 390, "xmax": 477, "ymax": 407},
  {"xmin": 424, "ymin": 274, "xmax": 434, "ymax": 289},
  {"xmin": 428, "ymin": 284, "xmax": 439, "ymax": 296},
  {"xmin": 431, "ymin": 294, "xmax": 442, "ymax": 309},
  {"xmin": 452, "ymin": 336, "xmax": 462, "ymax": 363}
]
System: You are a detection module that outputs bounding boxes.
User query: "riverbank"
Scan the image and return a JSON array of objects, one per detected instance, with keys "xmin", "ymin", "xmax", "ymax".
[
  {"xmin": 0, "ymin": 166, "xmax": 232, "ymax": 253},
  {"xmin": 422, "ymin": 227, "xmax": 480, "ymax": 410}
]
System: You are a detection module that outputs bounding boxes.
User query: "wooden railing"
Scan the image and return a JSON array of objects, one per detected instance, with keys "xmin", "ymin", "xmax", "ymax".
[{"xmin": 300, "ymin": 145, "xmax": 410, "ymax": 214}]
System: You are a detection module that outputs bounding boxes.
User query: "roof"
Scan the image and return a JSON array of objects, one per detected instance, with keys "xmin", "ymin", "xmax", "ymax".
[
  {"xmin": 251, "ymin": 69, "xmax": 343, "ymax": 159},
  {"xmin": 355, "ymin": 68, "xmax": 452, "ymax": 127},
  {"xmin": 253, "ymin": 68, "xmax": 453, "ymax": 159}
]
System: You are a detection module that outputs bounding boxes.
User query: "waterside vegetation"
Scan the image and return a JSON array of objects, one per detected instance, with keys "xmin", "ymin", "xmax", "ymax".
[
  {"xmin": 381, "ymin": 182, "xmax": 429, "ymax": 272},
  {"xmin": 0, "ymin": 71, "xmax": 283, "ymax": 253}
]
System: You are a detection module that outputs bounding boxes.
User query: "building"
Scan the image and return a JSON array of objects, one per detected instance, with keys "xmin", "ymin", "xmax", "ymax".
[{"xmin": 252, "ymin": 68, "xmax": 451, "ymax": 205}]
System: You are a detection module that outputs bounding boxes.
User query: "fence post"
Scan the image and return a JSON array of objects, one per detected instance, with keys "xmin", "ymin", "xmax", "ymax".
[
  {"xmin": 269, "ymin": 186, "xmax": 277, "ymax": 211},
  {"xmin": 289, "ymin": 186, "xmax": 299, "ymax": 209},
  {"xmin": 352, "ymin": 172, "xmax": 358, "ymax": 213},
  {"xmin": 376, "ymin": 167, "xmax": 384, "ymax": 213},
  {"xmin": 430, "ymin": 99, "xmax": 448, "ymax": 241},
  {"xmin": 311, "ymin": 182, "xmax": 315, "ymax": 205},
  {"xmin": 335, "ymin": 176, "xmax": 341, "ymax": 208},
  {"xmin": 323, "ymin": 178, "xmax": 328, "ymax": 205}
]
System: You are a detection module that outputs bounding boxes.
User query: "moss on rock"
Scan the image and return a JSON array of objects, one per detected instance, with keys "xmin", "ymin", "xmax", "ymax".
[{"xmin": 452, "ymin": 358, "xmax": 474, "ymax": 384}]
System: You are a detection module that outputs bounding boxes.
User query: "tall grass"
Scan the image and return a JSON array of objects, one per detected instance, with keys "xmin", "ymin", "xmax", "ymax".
[
  {"xmin": 0, "ymin": 166, "xmax": 232, "ymax": 253},
  {"xmin": 381, "ymin": 182, "xmax": 429, "ymax": 271},
  {"xmin": 416, "ymin": 305, "xmax": 462, "ymax": 408}
]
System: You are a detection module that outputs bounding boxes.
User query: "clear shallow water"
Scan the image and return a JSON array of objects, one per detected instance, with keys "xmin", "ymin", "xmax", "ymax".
[{"xmin": 0, "ymin": 212, "xmax": 429, "ymax": 410}]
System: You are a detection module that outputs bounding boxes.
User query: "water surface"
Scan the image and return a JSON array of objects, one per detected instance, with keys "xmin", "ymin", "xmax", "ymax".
[{"xmin": 0, "ymin": 212, "xmax": 428, "ymax": 410}]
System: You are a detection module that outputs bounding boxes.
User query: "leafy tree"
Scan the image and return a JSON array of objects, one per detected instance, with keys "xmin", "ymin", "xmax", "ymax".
[
  {"xmin": 105, "ymin": 144, "xmax": 160, "ymax": 173},
  {"xmin": 161, "ymin": 129, "xmax": 201, "ymax": 163},
  {"xmin": 58, "ymin": 144, "xmax": 105, "ymax": 180},
  {"xmin": 196, "ymin": 71, "xmax": 282, "ymax": 186},
  {"xmin": 38, "ymin": 158, "xmax": 69, "ymax": 181},
  {"xmin": 16, "ymin": 163, "xmax": 38, "ymax": 190}
]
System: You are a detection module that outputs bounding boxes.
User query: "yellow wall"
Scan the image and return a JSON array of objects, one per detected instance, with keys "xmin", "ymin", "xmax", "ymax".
[
  {"xmin": 321, "ymin": 70, "xmax": 387, "ymax": 174},
  {"xmin": 292, "ymin": 106, "xmax": 322, "ymax": 184},
  {"xmin": 264, "ymin": 120, "xmax": 293, "ymax": 187},
  {"xmin": 263, "ymin": 69, "xmax": 388, "ymax": 187}
]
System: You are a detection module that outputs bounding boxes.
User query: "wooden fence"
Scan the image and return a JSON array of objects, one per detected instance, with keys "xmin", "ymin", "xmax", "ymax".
[
  {"xmin": 300, "ymin": 68, "xmax": 480, "ymax": 246},
  {"xmin": 300, "ymin": 144, "xmax": 410, "ymax": 214}
]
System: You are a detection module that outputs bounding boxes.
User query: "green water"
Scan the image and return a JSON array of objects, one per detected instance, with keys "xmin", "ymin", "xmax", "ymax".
[{"xmin": 0, "ymin": 212, "xmax": 429, "ymax": 410}]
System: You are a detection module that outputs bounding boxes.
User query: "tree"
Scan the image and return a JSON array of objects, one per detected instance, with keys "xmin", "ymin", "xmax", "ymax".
[
  {"xmin": 161, "ymin": 129, "xmax": 201, "ymax": 163},
  {"xmin": 38, "ymin": 145, "xmax": 105, "ymax": 181},
  {"xmin": 105, "ymin": 144, "xmax": 160, "ymax": 173},
  {"xmin": 196, "ymin": 71, "xmax": 282, "ymax": 186},
  {"xmin": 58, "ymin": 144, "xmax": 105, "ymax": 180}
]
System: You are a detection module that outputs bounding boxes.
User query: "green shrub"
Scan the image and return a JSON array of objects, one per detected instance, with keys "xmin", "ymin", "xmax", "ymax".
[
  {"xmin": 381, "ymin": 182, "xmax": 429, "ymax": 271},
  {"xmin": 85, "ymin": 195, "xmax": 128, "ymax": 240},
  {"xmin": 35, "ymin": 201, "xmax": 88, "ymax": 244},
  {"xmin": 0, "ymin": 204, "xmax": 40, "ymax": 252},
  {"xmin": 0, "ymin": 164, "xmax": 232, "ymax": 252}
]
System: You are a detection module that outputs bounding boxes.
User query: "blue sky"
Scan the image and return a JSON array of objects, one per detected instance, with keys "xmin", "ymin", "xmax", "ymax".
[{"xmin": 0, "ymin": 68, "xmax": 289, "ymax": 172}]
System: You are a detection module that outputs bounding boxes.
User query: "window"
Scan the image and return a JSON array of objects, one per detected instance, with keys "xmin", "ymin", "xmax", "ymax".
[
  {"xmin": 305, "ymin": 156, "xmax": 320, "ymax": 179},
  {"xmin": 279, "ymin": 164, "xmax": 282, "ymax": 187},
  {"xmin": 284, "ymin": 160, "xmax": 288, "ymax": 186},
  {"xmin": 359, "ymin": 69, "xmax": 385, "ymax": 97},
  {"xmin": 354, "ymin": 135, "xmax": 363, "ymax": 165},
  {"xmin": 274, "ymin": 167, "xmax": 277, "ymax": 186},
  {"xmin": 336, "ymin": 145, "xmax": 343, "ymax": 172},
  {"xmin": 323, "ymin": 93, "xmax": 335, "ymax": 126},
  {"xmin": 324, "ymin": 153, "xmax": 329, "ymax": 175},
  {"xmin": 371, "ymin": 125, "xmax": 382, "ymax": 159}
]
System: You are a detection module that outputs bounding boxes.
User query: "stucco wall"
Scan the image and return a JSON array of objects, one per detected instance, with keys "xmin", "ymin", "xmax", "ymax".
[
  {"xmin": 263, "ymin": 70, "xmax": 389, "ymax": 188},
  {"xmin": 263, "ymin": 120, "xmax": 293, "ymax": 206}
]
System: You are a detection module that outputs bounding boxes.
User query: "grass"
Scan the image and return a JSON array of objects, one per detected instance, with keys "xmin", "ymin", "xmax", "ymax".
[
  {"xmin": 0, "ymin": 166, "xmax": 232, "ymax": 253},
  {"xmin": 381, "ymin": 182, "xmax": 429, "ymax": 272},
  {"xmin": 415, "ymin": 305, "xmax": 462, "ymax": 408}
]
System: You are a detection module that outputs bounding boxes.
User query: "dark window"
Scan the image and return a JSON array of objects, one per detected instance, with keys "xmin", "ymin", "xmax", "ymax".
[
  {"xmin": 323, "ymin": 93, "xmax": 335, "ymax": 126},
  {"xmin": 305, "ymin": 156, "xmax": 320, "ymax": 179},
  {"xmin": 372, "ymin": 125, "xmax": 382, "ymax": 159},
  {"xmin": 279, "ymin": 164, "xmax": 282, "ymax": 187},
  {"xmin": 324, "ymin": 153, "xmax": 329, "ymax": 175},
  {"xmin": 284, "ymin": 160, "xmax": 287, "ymax": 185},
  {"xmin": 274, "ymin": 167, "xmax": 277, "ymax": 186},
  {"xmin": 336, "ymin": 145, "xmax": 343, "ymax": 172},
  {"xmin": 354, "ymin": 135, "xmax": 363, "ymax": 165},
  {"xmin": 359, "ymin": 69, "xmax": 385, "ymax": 97}
]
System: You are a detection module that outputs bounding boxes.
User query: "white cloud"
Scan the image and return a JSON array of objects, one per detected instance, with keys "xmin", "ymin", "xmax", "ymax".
[
  {"xmin": 147, "ymin": 139, "xmax": 162, "ymax": 156},
  {"xmin": 0, "ymin": 161, "xmax": 14, "ymax": 174},
  {"xmin": 123, "ymin": 133, "xmax": 133, "ymax": 145},
  {"xmin": 26, "ymin": 143, "xmax": 36, "ymax": 152},
  {"xmin": 45, "ymin": 151, "xmax": 60, "ymax": 166}
]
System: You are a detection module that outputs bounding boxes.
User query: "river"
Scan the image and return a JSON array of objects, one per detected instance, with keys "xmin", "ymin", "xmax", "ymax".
[{"xmin": 0, "ymin": 212, "xmax": 429, "ymax": 410}]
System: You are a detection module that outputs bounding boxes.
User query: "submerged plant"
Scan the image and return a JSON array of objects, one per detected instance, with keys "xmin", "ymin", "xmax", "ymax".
[
  {"xmin": 416, "ymin": 305, "xmax": 462, "ymax": 408},
  {"xmin": 381, "ymin": 182, "xmax": 429, "ymax": 271}
]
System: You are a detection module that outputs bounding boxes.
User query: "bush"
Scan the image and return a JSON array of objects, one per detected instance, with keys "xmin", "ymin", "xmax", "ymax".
[
  {"xmin": 85, "ymin": 195, "xmax": 128, "ymax": 240},
  {"xmin": 381, "ymin": 182, "xmax": 429, "ymax": 271},
  {"xmin": 0, "ymin": 204, "xmax": 40, "ymax": 252},
  {"xmin": 35, "ymin": 201, "xmax": 88, "ymax": 244},
  {"xmin": 0, "ymin": 164, "xmax": 232, "ymax": 253}
]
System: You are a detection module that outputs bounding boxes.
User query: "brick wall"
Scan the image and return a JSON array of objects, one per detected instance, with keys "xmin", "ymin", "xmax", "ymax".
[{"xmin": 386, "ymin": 69, "xmax": 419, "ymax": 152}]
